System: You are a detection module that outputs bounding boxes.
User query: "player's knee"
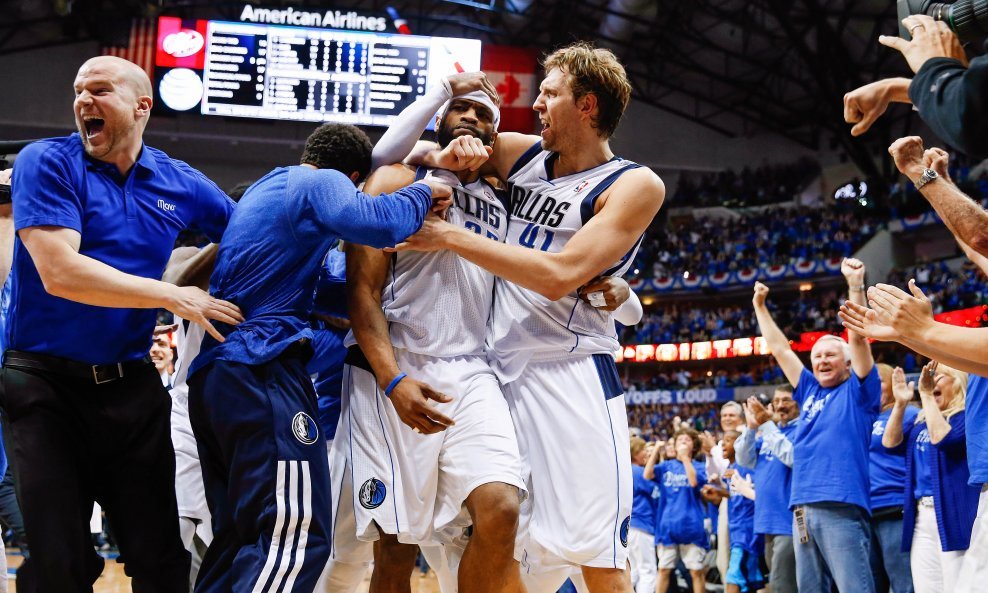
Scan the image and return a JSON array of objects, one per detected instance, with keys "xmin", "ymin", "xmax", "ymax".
[
  {"xmin": 471, "ymin": 487, "xmax": 520, "ymax": 539},
  {"xmin": 374, "ymin": 534, "xmax": 417, "ymax": 571}
]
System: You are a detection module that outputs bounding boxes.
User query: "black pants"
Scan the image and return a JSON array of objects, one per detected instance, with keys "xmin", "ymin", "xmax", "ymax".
[{"xmin": 0, "ymin": 360, "xmax": 190, "ymax": 593}]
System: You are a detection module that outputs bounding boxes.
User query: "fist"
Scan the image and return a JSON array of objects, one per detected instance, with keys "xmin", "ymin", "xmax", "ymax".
[
  {"xmin": 888, "ymin": 136, "xmax": 927, "ymax": 181},
  {"xmin": 752, "ymin": 282, "xmax": 769, "ymax": 307},
  {"xmin": 923, "ymin": 147, "xmax": 951, "ymax": 182},
  {"xmin": 841, "ymin": 257, "xmax": 866, "ymax": 283}
]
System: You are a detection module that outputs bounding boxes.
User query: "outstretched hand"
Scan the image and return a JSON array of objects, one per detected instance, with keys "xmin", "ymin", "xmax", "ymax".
[
  {"xmin": 165, "ymin": 285, "xmax": 243, "ymax": 343},
  {"xmin": 838, "ymin": 300, "xmax": 901, "ymax": 342},
  {"xmin": 879, "ymin": 15, "xmax": 969, "ymax": 73},
  {"xmin": 891, "ymin": 366, "xmax": 916, "ymax": 406}
]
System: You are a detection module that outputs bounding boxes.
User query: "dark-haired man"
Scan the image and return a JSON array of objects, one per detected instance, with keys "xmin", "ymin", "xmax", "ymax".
[
  {"xmin": 735, "ymin": 386, "xmax": 800, "ymax": 593},
  {"xmin": 186, "ymin": 123, "xmax": 451, "ymax": 593},
  {"xmin": 391, "ymin": 43, "xmax": 664, "ymax": 593}
]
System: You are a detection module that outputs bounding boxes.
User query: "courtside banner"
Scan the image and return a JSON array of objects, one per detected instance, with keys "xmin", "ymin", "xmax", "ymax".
[{"xmin": 625, "ymin": 387, "xmax": 735, "ymax": 406}]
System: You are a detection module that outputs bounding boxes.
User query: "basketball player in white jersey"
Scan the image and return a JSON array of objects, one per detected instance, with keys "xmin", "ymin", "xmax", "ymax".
[
  {"xmin": 339, "ymin": 88, "xmax": 526, "ymax": 593},
  {"xmin": 392, "ymin": 43, "xmax": 665, "ymax": 593}
]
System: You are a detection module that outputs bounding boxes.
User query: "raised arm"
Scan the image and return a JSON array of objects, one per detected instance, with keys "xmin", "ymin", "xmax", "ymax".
[
  {"xmin": 392, "ymin": 167, "xmax": 664, "ymax": 301},
  {"xmin": 843, "ymin": 77, "xmax": 913, "ymax": 136},
  {"xmin": 840, "ymin": 282, "xmax": 988, "ymax": 376},
  {"xmin": 643, "ymin": 438, "xmax": 663, "ymax": 481},
  {"xmin": 882, "ymin": 367, "xmax": 915, "ymax": 449},
  {"xmin": 888, "ymin": 136, "xmax": 988, "ymax": 256},
  {"xmin": 842, "ymin": 258, "xmax": 874, "ymax": 379},
  {"xmin": 916, "ymin": 361, "xmax": 953, "ymax": 445},
  {"xmin": 752, "ymin": 282, "xmax": 804, "ymax": 388}
]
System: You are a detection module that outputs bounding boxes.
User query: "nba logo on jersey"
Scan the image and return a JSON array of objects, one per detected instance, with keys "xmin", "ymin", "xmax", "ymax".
[
  {"xmin": 573, "ymin": 180, "xmax": 590, "ymax": 193},
  {"xmin": 291, "ymin": 412, "xmax": 319, "ymax": 445},
  {"xmin": 358, "ymin": 478, "xmax": 387, "ymax": 509}
]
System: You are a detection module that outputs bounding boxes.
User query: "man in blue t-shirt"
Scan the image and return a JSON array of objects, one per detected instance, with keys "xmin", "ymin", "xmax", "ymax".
[
  {"xmin": 630, "ymin": 437, "xmax": 659, "ymax": 593},
  {"xmin": 753, "ymin": 262, "xmax": 880, "ymax": 593},
  {"xmin": 4, "ymin": 56, "xmax": 239, "ymax": 593},
  {"xmin": 186, "ymin": 123, "xmax": 449, "ymax": 593},
  {"xmin": 735, "ymin": 386, "xmax": 799, "ymax": 593}
]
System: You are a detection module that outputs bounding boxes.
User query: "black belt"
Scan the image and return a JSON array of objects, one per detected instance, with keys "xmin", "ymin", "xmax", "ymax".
[
  {"xmin": 3, "ymin": 350, "xmax": 152, "ymax": 385},
  {"xmin": 344, "ymin": 346, "xmax": 375, "ymax": 376}
]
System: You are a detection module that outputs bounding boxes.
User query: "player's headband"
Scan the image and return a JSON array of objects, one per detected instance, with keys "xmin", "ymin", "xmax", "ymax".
[{"xmin": 438, "ymin": 90, "xmax": 501, "ymax": 130}]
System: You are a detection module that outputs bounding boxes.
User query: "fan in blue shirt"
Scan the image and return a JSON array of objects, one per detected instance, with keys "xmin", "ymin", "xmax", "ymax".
[
  {"xmin": 630, "ymin": 437, "xmax": 660, "ymax": 593},
  {"xmin": 754, "ymin": 270, "xmax": 880, "ymax": 593},
  {"xmin": 186, "ymin": 123, "xmax": 450, "ymax": 593},
  {"xmin": 706, "ymin": 431, "xmax": 765, "ymax": 593},
  {"xmin": 645, "ymin": 429, "xmax": 709, "ymax": 593}
]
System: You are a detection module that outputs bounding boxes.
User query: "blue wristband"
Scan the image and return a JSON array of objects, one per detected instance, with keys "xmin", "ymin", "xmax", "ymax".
[{"xmin": 384, "ymin": 372, "xmax": 407, "ymax": 397}]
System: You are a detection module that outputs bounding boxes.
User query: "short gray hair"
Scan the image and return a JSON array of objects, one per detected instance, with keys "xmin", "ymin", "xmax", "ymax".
[
  {"xmin": 812, "ymin": 335, "xmax": 851, "ymax": 363},
  {"xmin": 721, "ymin": 401, "xmax": 744, "ymax": 417}
]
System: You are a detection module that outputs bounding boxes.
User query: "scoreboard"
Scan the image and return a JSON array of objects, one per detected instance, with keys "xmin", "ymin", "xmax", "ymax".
[{"xmin": 155, "ymin": 16, "xmax": 482, "ymax": 127}]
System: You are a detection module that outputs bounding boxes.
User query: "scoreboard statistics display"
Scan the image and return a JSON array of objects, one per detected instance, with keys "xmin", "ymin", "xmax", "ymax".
[{"xmin": 155, "ymin": 15, "xmax": 482, "ymax": 127}]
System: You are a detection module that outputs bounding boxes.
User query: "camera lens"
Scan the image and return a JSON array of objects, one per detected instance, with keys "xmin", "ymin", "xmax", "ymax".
[{"xmin": 924, "ymin": 0, "xmax": 988, "ymax": 43}]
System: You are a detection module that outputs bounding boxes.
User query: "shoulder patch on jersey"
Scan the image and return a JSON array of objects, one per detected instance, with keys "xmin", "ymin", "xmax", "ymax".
[
  {"xmin": 359, "ymin": 478, "xmax": 388, "ymax": 509},
  {"xmin": 291, "ymin": 412, "xmax": 319, "ymax": 445}
]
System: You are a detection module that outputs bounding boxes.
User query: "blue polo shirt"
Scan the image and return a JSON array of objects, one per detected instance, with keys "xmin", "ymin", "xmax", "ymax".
[
  {"xmin": 190, "ymin": 166, "xmax": 430, "ymax": 374},
  {"xmin": 967, "ymin": 375, "xmax": 988, "ymax": 486},
  {"xmin": 653, "ymin": 459, "xmax": 708, "ymax": 548},
  {"xmin": 790, "ymin": 366, "xmax": 881, "ymax": 513},
  {"xmin": 307, "ymin": 248, "xmax": 348, "ymax": 440},
  {"xmin": 7, "ymin": 134, "xmax": 233, "ymax": 364},
  {"xmin": 631, "ymin": 464, "xmax": 658, "ymax": 535},
  {"xmin": 752, "ymin": 421, "xmax": 799, "ymax": 536},
  {"xmin": 870, "ymin": 405, "xmax": 919, "ymax": 509}
]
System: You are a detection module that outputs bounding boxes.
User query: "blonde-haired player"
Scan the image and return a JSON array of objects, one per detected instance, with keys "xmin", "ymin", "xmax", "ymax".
[{"xmin": 395, "ymin": 42, "xmax": 664, "ymax": 593}]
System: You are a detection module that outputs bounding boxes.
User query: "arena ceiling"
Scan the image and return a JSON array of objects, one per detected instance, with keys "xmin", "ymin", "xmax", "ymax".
[{"xmin": 3, "ymin": 0, "xmax": 923, "ymax": 179}]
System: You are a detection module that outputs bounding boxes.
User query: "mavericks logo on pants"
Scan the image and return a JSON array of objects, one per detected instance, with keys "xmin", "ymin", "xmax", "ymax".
[{"xmin": 359, "ymin": 478, "xmax": 387, "ymax": 509}]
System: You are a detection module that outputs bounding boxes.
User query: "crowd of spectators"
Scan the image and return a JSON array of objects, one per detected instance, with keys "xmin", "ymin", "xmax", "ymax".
[
  {"xmin": 671, "ymin": 158, "xmax": 820, "ymax": 208},
  {"xmin": 634, "ymin": 206, "xmax": 879, "ymax": 281},
  {"xmin": 621, "ymin": 259, "xmax": 988, "ymax": 346},
  {"xmin": 626, "ymin": 402, "xmax": 721, "ymax": 442}
]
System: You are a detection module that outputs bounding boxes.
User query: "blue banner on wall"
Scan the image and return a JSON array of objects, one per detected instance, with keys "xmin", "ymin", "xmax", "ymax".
[{"xmin": 625, "ymin": 387, "xmax": 735, "ymax": 406}]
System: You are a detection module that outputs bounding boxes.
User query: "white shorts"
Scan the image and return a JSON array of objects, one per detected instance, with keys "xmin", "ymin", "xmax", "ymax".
[
  {"xmin": 169, "ymin": 384, "xmax": 210, "ymax": 521},
  {"xmin": 344, "ymin": 348, "xmax": 525, "ymax": 545},
  {"xmin": 657, "ymin": 544, "xmax": 706, "ymax": 571},
  {"xmin": 326, "ymin": 437, "xmax": 373, "ymax": 564},
  {"xmin": 505, "ymin": 354, "xmax": 632, "ymax": 572}
]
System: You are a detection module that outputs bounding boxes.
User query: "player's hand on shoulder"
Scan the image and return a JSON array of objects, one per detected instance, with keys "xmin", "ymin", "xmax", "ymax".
[
  {"xmin": 578, "ymin": 276, "xmax": 630, "ymax": 311},
  {"xmin": 447, "ymin": 71, "xmax": 499, "ymax": 105},
  {"xmin": 164, "ymin": 285, "xmax": 244, "ymax": 343},
  {"xmin": 388, "ymin": 376, "xmax": 455, "ymax": 434}
]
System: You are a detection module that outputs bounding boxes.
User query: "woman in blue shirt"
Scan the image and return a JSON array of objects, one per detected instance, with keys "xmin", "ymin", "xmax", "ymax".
[
  {"xmin": 644, "ymin": 428, "xmax": 709, "ymax": 593},
  {"xmin": 883, "ymin": 362, "xmax": 980, "ymax": 593}
]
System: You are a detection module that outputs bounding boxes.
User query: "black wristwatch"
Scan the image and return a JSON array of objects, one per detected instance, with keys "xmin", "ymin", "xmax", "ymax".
[{"xmin": 914, "ymin": 168, "xmax": 939, "ymax": 190}]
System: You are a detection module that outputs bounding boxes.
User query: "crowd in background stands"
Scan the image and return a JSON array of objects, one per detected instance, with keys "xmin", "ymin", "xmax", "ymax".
[
  {"xmin": 621, "ymin": 258, "xmax": 988, "ymax": 345},
  {"xmin": 671, "ymin": 158, "xmax": 821, "ymax": 208},
  {"xmin": 636, "ymin": 207, "xmax": 879, "ymax": 281},
  {"xmin": 626, "ymin": 402, "xmax": 721, "ymax": 442}
]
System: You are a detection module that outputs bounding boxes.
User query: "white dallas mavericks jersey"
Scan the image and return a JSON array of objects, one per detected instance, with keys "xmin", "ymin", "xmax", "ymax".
[
  {"xmin": 380, "ymin": 169, "xmax": 508, "ymax": 357},
  {"xmin": 491, "ymin": 143, "xmax": 642, "ymax": 379},
  {"xmin": 170, "ymin": 315, "xmax": 204, "ymax": 405}
]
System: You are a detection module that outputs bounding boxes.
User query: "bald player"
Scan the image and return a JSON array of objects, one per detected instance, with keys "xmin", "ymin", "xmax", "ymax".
[{"xmin": 4, "ymin": 56, "xmax": 238, "ymax": 592}]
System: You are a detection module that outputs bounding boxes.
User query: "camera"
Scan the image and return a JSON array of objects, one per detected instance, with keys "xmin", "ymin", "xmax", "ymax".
[{"xmin": 897, "ymin": 0, "xmax": 988, "ymax": 43}]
